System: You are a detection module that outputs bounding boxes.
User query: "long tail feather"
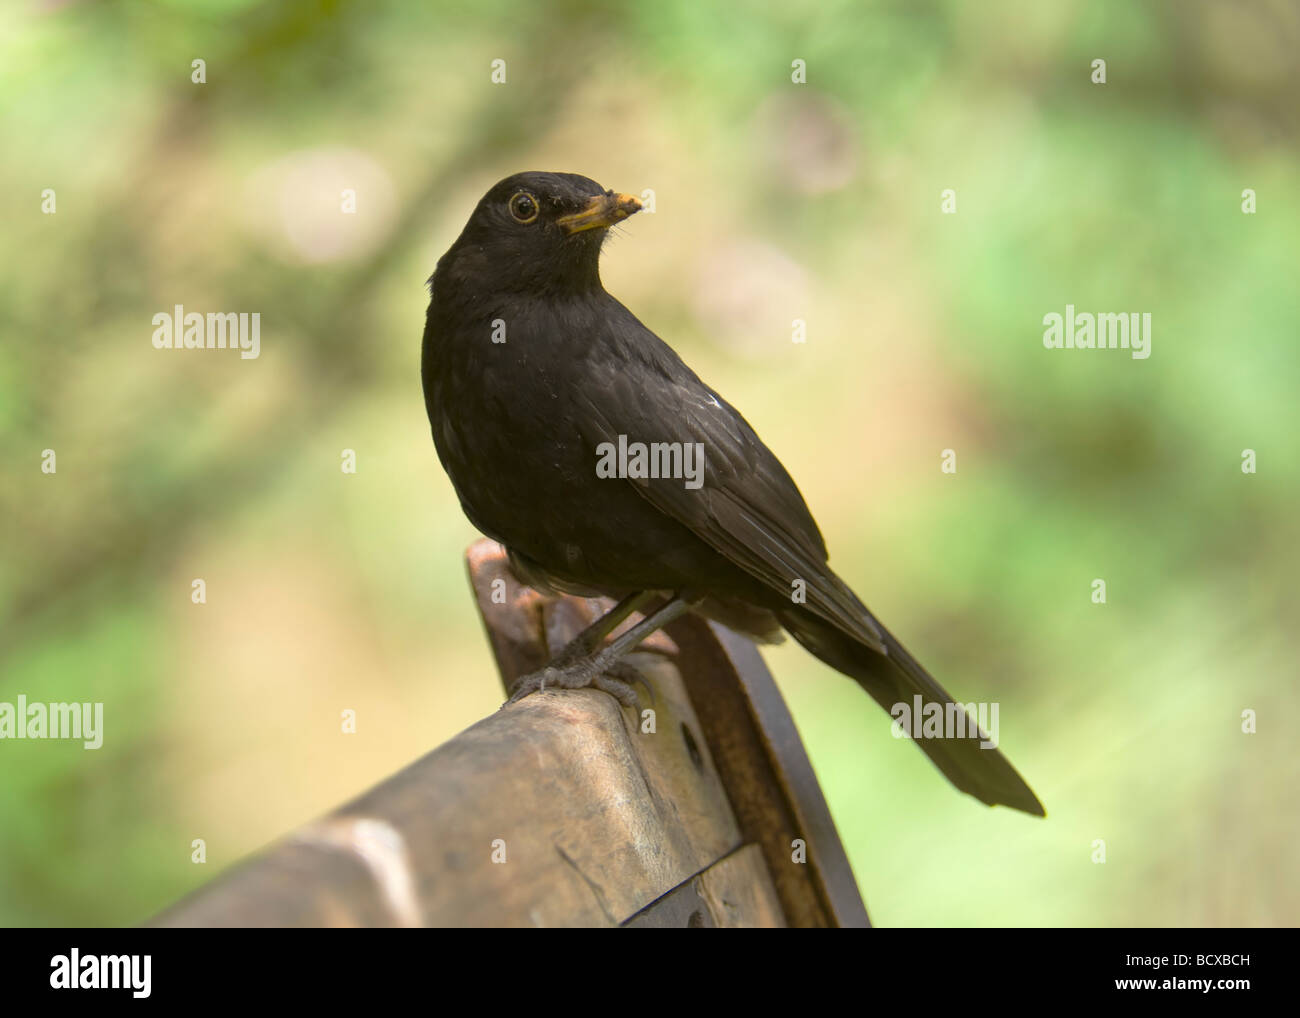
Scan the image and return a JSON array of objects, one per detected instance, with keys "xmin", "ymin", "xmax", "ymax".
[{"xmin": 778, "ymin": 606, "xmax": 1045, "ymax": 816}]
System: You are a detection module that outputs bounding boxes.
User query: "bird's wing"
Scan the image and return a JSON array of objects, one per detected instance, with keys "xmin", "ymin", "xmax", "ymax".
[{"xmin": 571, "ymin": 327, "xmax": 885, "ymax": 653}]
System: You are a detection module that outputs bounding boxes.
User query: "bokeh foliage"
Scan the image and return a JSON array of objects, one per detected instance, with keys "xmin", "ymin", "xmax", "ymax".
[{"xmin": 1, "ymin": 0, "xmax": 1296, "ymax": 926}]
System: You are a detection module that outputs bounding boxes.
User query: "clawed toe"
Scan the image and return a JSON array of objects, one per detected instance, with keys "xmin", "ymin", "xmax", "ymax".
[
  {"xmin": 590, "ymin": 673, "xmax": 640, "ymax": 710},
  {"xmin": 502, "ymin": 655, "xmax": 653, "ymax": 711},
  {"xmin": 598, "ymin": 659, "xmax": 655, "ymax": 708},
  {"xmin": 502, "ymin": 668, "xmax": 556, "ymax": 706}
]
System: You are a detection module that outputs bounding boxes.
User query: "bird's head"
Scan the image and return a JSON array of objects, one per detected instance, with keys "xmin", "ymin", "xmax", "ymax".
[{"xmin": 433, "ymin": 171, "xmax": 642, "ymax": 297}]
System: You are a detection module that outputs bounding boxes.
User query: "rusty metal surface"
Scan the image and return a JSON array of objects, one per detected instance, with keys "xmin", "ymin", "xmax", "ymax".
[
  {"xmin": 465, "ymin": 538, "xmax": 870, "ymax": 929},
  {"xmin": 706, "ymin": 623, "xmax": 871, "ymax": 928}
]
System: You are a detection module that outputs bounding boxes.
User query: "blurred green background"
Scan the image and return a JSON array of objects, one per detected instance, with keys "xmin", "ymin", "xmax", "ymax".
[{"xmin": 1, "ymin": 0, "xmax": 1297, "ymax": 927}]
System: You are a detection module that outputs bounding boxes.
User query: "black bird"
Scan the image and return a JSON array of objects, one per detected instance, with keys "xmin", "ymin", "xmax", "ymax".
[{"xmin": 422, "ymin": 170, "xmax": 1044, "ymax": 816}]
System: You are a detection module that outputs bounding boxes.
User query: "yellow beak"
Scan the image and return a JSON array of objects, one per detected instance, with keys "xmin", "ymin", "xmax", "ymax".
[{"xmin": 557, "ymin": 192, "xmax": 643, "ymax": 234}]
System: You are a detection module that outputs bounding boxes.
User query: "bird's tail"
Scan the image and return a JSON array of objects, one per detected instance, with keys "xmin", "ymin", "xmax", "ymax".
[{"xmin": 777, "ymin": 605, "xmax": 1045, "ymax": 816}]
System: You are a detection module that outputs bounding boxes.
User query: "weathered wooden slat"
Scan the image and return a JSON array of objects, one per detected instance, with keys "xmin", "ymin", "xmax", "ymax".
[
  {"xmin": 152, "ymin": 540, "xmax": 868, "ymax": 927},
  {"xmin": 155, "ymin": 653, "xmax": 749, "ymax": 926}
]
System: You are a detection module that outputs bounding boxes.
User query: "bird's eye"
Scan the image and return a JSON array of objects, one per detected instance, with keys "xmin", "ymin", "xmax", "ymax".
[{"xmin": 508, "ymin": 192, "xmax": 539, "ymax": 224}]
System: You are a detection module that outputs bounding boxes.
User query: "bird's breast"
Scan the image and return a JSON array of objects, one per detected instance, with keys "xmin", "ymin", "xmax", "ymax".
[{"xmin": 424, "ymin": 311, "xmax": 600, "ymax": 538}]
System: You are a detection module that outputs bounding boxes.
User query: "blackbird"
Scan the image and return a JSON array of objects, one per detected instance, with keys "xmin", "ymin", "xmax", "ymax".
[{"xmin": 422, "ymin": 170, "xmax": 1044, "ymax": 816}]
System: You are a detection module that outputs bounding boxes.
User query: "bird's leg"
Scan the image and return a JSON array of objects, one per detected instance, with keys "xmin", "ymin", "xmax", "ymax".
[
  {"xmin": 505, "ymin": 593, "xmax": 700, "ymax": 709},
  {"xmin": 589, "ymin": 593, "xmax": 696, "ymax": 661},
  {"xmin": 545, "ymin": 591, "xmax": 656, "ymax": 669}
]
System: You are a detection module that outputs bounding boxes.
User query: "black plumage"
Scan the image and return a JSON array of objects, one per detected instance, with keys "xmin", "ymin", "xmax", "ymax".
[{"xmin": 422, "ymin": 170, "xmax": 1044, "ymax": 816}]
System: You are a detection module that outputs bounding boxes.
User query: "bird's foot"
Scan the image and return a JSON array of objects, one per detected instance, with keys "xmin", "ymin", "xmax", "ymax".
[{"xmin": 504, "ymin": 652, "xmax": 653, "ymax": 711}]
